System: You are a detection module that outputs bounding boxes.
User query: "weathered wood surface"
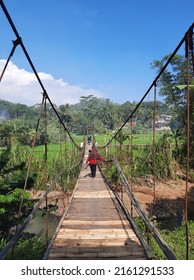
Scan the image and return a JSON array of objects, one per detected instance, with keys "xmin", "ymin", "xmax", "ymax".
[{"xmin": 45, "ymin": 145, "xmax": 150, "ymax": 260}]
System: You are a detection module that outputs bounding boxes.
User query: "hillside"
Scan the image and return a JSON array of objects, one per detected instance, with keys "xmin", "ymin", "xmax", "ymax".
[{"xmin": 0, "ymin": 97, "xmax": 171, "ymax": 136}]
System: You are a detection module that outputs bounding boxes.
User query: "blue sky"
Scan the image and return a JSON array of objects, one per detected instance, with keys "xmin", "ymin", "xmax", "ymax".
[{"xmin": 0, "ymin": 0, "xmax": 193, "ymax": 106}]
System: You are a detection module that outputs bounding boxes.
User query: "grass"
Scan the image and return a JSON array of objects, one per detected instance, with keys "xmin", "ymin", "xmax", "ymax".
[
  {"xmin": 33, "ymin": 142, "xmax": 75, "ymax": 160},
  {"xmin": 71, "ymin": 132, "xmax": 165, "ymax": 146},
  {"xmin": 154, "ymin": 222, "xmax": 194, "ymax": 260},
  {"xmin": 135, "ymin": 218, "xmax": 194, "ymax": 260}
]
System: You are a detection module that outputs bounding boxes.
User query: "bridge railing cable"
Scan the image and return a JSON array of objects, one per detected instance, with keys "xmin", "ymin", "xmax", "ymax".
[{"xmin": 99, "ymin": 159, "xmax": 176, "ymax": 260}]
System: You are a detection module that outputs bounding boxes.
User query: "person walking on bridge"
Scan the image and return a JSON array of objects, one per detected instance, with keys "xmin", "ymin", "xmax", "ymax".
[{"xmin": 86, "ymin": 146, "xmax": 104, "ymax": 178}]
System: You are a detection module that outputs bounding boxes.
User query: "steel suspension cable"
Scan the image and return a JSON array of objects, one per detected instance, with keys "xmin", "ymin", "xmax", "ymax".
[{"xmin": 0, "ymin": 38, "xmax": 20, "ymax": 82}]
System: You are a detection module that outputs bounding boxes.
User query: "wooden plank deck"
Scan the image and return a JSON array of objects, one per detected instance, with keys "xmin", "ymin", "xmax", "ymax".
[{"xmin": 44, "ymin": 145, "xmax": 151, "ymax": 260}]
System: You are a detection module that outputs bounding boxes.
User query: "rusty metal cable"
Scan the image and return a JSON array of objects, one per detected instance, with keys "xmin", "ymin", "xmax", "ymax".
[
  {"xmin": 44, "ymin": 97, "xmax": 49, "ymax": 246},
  {"xmin": 185, "ymin": 32, "xmax": 190, "ymax": 260},
  {"xmin": 186, "ymin": 25, "xmax": 194, "ymax": 74},
  {"xmin": 18, "ymin": 94, "xmax": 45, "ymax": 215},
  {"xmin": 44, "ymin": 97, "xmax": 48, "ymax": 163},
  {"xmin": 59, "ymin": 124, "xmax": 63, "ymax": 185},
  {"xmin": 148, "ymin": 84, "xmax": 157, "ymax": 221},
  {"xmin": 130, "ymin": 117, "xmax": 134, "ymax": 217},
  {"xmin": 59, "ymin": 124, "xmax": 66, "ymax": 209},
  {"xmin": 45, "ymin": 195, "xmax": 49, "ymax": 247}
]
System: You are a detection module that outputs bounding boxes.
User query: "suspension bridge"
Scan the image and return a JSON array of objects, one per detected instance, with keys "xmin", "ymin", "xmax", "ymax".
[
  {"xmin": 0, "ymin": 1, "xmax": 194, "ymax": 260},
  {"xmin": 43, "ymin": 144, "xmax": 153, "ymax": 260}
]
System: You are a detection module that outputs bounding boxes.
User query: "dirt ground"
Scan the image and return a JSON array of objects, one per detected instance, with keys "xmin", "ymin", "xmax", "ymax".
[{"xmin": 131, "ymin": 176, "xmax": 194, "ymax": 220}]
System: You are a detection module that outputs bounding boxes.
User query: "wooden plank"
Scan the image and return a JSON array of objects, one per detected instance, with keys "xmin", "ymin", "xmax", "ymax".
[
  {"xmin": 53, "ymin": 238, "xmax": 133, "ymax": 247},
  {"xmin": 57, "ymin": 228, "xmax": 135, "ymax": 234},
  {"xmin": 48, "ymin": 250, "xmax": 148, "ymax": 259},
  {"xmin": 61, "ymin": 220, "xmax": 130, "ymax": 225}
]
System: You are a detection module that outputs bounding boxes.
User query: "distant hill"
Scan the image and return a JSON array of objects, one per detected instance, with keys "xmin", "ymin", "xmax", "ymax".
[
  {"xmin": 0, "ymin": 99, "xmax": 31, "ymax": 119},
  {"xmin": 0, "ymin": 97, "xmax": 171, "ymax": 135}
]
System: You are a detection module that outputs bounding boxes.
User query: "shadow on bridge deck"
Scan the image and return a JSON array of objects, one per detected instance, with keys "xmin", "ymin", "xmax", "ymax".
[{"xmin": 43, "ymin": 145, "xmax": 151, "ymax": 260}]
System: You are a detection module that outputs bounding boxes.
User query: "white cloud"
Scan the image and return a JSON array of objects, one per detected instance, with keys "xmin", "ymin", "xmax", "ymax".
[{"xmin": 0, "ymin": 59, "xmax": 104, "ymax": 106}]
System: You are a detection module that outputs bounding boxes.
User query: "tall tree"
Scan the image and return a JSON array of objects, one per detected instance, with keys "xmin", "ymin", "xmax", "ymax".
[{"xmin": 151, "ymin": 53, "xmax": 194, "ymax": 166}]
